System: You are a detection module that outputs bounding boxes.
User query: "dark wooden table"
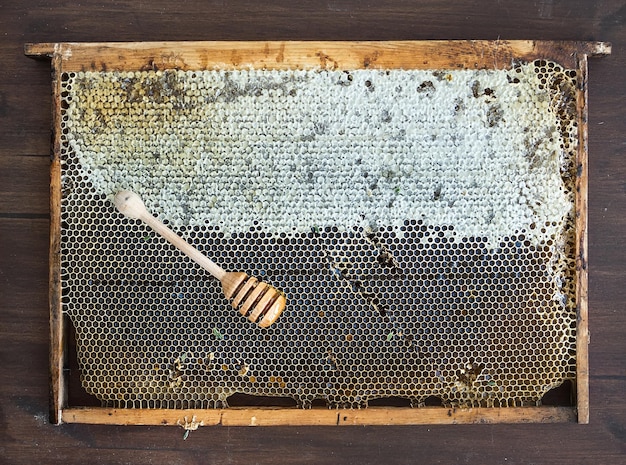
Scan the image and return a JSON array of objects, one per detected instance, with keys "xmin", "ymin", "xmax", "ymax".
[{"xmin": 1, "ymin": 1, "xmax": 625, "ymax": 463}]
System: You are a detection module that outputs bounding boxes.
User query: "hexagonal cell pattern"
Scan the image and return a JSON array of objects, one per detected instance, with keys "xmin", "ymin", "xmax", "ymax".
[{"xmin": 58, "ymin": 61, "xmax": 579, "ymax": 409}]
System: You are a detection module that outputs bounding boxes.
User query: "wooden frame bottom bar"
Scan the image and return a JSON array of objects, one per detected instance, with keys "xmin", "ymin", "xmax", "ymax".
[{"xmin": 61, "ymin": 406, "xmax": 576, "ymax": 426}]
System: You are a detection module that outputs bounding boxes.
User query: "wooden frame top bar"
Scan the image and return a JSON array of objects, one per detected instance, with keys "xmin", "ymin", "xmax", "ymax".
[{"xmin": 25, "ymin": 40, "xmax": 611, "ymax": 72}]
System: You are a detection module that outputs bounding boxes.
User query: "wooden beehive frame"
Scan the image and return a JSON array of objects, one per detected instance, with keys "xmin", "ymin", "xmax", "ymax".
[{"xmin": 25, "ymin": 40, "xmax": 610, "ymax": 427}]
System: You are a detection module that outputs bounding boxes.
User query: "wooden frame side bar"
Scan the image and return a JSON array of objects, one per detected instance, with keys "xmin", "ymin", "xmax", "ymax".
[
  {"xmin": 49, "ymin": 48, "xmax": 67, "ymax": 426},
  {"xmin": 61, "ymin": 406, "xmax": 576, "ymax": 426},
  {"xmin": 575, "ymin": 53, "xmax": 590, "ymax": 424}
]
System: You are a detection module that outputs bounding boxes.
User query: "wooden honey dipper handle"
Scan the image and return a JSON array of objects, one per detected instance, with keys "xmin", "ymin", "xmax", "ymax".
[
  {"xmin": 113, "ymin": 190, "xmax": 285, "ymax": 328},
  {"xmin": 114, "ymin": 190, "xmax": 226, "ymax": 279}
]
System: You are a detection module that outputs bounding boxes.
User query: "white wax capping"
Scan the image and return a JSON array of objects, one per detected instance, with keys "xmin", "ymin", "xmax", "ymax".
[{"xmin": 65, "ymin": 65, "xmax": 575, "ymax": 246}]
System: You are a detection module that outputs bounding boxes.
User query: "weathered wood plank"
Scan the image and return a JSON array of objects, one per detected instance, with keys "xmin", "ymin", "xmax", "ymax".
[
  {"xmin": 25, "ymin": 40, "xmax": 611, "ymax": 73},
  {"xmin": 575, "ymin": 53, "xmax": 590, "ymax": 424},
  {"xmin": 61, "ymin": 405, "xmax": 576, "ymax": 426},
  {"xmin": 0, "ymin": 155, "xmax": 50, "ymax": 215},
  {"xmin": 48, "ymin": 50, "xmax": 66, "ymax": 425}
]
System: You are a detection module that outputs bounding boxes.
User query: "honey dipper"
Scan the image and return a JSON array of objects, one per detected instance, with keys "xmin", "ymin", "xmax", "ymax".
[{"xmin": 114, "ymin": 190, "xmax": 286, "ymax": 328}]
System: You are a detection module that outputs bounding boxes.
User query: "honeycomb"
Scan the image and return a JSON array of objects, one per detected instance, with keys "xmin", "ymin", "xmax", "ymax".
[{"xmin": 59, "ymin": 60, "xmax": 579, "ymax": 409}]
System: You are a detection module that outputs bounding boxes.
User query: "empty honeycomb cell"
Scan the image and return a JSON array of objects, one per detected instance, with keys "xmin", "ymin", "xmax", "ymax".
[{"xmin": 59, "ymin": 61, "xmax": 579, "ymax": 409}]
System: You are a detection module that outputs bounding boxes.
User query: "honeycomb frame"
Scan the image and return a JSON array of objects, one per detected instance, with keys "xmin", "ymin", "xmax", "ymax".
[{"xmin": 25, "ymin": 40, "xmax": 610, "ymax": 426}]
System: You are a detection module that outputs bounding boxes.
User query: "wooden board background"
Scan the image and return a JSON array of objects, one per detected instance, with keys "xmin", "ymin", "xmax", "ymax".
[{"xmin": 1, "ymin": 1, "xmax": 625, "ymax": 463}]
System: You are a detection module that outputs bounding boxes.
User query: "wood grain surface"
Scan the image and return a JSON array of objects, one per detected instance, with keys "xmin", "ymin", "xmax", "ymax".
[
  {"xmin": 1, "ymin": 1, "xmax": 625, "ymax": 464},
  {"xmin": 22, "ymin": 40, "xmax": 610, "ymax": 71}
]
